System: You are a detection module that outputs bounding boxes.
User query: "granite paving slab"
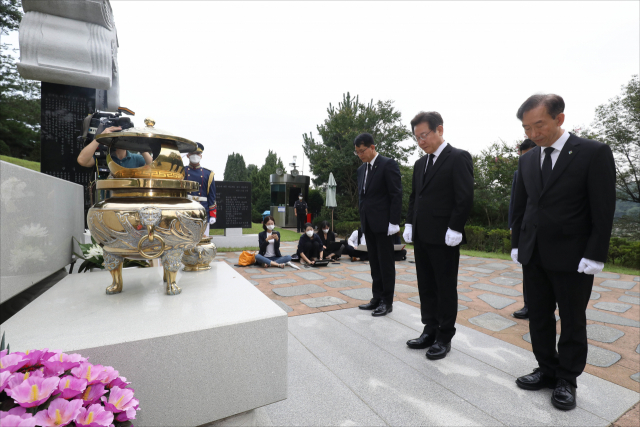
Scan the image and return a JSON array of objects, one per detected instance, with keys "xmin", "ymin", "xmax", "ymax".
[
  {"xmin": 405, "ymin": 268, "xmax": 417, "ymax": 274},
  {"xmin": 458, "ymin": 294, "xmax": 472, "ymax": 302},
  {"xmin": 635, "ymin": 277, "xmax": 640, "ymax": 282},
  {"xmin": 593, "ymin": 302, "xmax": 632, "ymax": 313},
  {"xmin": 587, "ymin": 345, "xmax": 622, "ymax": 368},
  {"xmin": 592, "ymin": 286, "xmax": 611, "ymax": 292},
  {"xmin": 459, "ymin": 255, "xmax": 470, "ymax": 259},
  {"xmin": 351, "ymin": 273, "xmax": 373, "ymax": 283},
  {"xmin": 294, "ymin": 271, "xmax": 326, "ymax": 281},
  {"xmin": 500, "ymin": 271, "xmax": 524, "ymax": 279},
  {"xmin": 632, "ymin": 373, "xmax": 640, "ymax": 383},
  {"xmin": 340, "ymin": 288, "xmax": 373, "ymax": 301},
  {"xmin": 478, "ymin": 293, "xmax": 517, "ymax": 310},
  {"xmin": 595, "ymin": 272, "xmax": 621, "ymax": 279},
  {"xmin": 250, "ymin": 273, "xmax": 286, "ymax": 279},
  {"xmin": 457, "ymin": 276, "xmax": 479, "ymax": 282},
  {"xmin": 271, "ymin": 299, "xmax": 293, "ymax": 313},
  {"xmin": 458, "ymin": 304, "xmax": 468, "ymax": 311},
  {"xmin": 637, "ymin": 344, "xmax": 640, "ymax": 354},
  {"xmin": 346, "ymin": 265, "xmax": 371, "ymax": 272},
  {"xmin": 269, "ymin": 278, "xmax": 298, "ymax": 285},
  {"xmin": 460, "ymin": 259, "xmax": 487, "ymax": 264},
  {"xmin": 249, "ymin": 280, "xmax": 259, "ymax": 286},
  {"xmin": 626, "ymin": 291, "xmax": 640, "ymax": 297},
  {"xmin": 224, "ymin": 258, "xmax": 240, "ymax": 265},
  {"xmin": 330, "ymin": 273, "xmax": 345, "ymax": 279},
  {"xmin": 458, "ymin": 288, "xmax": 472, "ymax": 293},
  {"xmin": 272, "ymin": 284, "xmax": 326, "ymax": 297},
  {"xmin": 599, "ymin": 280, "xmax": 637, "ymax": 290},
  {"xmin": 396, "ymin": 274, "xmax": 418, "ymax": 282},
  {"xmin": 300, "ymin": 296, "xmax": 347, "ymax": 308},
  {"xmin": 408, "ymin": 296, "xmax": 420, "ymax": 304},
  {"xmin": 243, "ymin": 267, "xmax": 264, "ymax": 274},
  {"xmin": 618, "ymin": 295, "xmax": 640, "ymax": 305},
  {"xmin": 323, "ymin": 280, "xmax": 361, "ymax": 288},
  {"xmin": 585, "ymin": 309, "xmax": 640, "ymax": 327},
  {"xmin": 471, "ymin": 283, "xmax": 522, "ymax": 297},
  {"xmin": 465, "ymin": 267, "xmax": 495, "ymax": 273},
  {"xmin": 590, "ymin": 292, "xmax": 601, "ymax": 300},
  {"xmin": 395, "ymin": 284, "xmax": 419, "ymax": 293},
  {"xmin": 490, "ymin": 277, "xmax": 522, "ymax": 286},
  {"xmin": 481, "ymin": 263, "xmax": 511, "ymax": 270},
  {"xmin": 586, "ymin": 324, "xmax": 624, "ymax": 343},
  {"xmin": 473, "ymin": 273, "xmax": 491, "ymax": 277},
  {"xmin": 469, "ymin": 312, "xmax": 517, "ymax": 331}
]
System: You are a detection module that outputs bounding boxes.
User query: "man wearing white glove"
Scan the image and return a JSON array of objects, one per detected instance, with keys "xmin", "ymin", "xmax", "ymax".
[
  {"xmin": 511, "ymin": 94, "xmax": 616, "ymax": 411},
  {"xmin": 354, "ymin": 133, "xmax": 403, "ymax": 317},
  {"xmin": 185, "ymin": 143, "xmax": 217, "ymax": 237},
  {"xmin": 404, "ymin": 111, "xmax": 474, "ymax": 361}
]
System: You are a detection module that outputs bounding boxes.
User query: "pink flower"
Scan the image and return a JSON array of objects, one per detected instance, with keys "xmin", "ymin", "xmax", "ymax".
[
  {"xmin": 43, "ymin": 353, "xmax": 85, "ymax": 377},
  {"xmin": 33, "ymin": 398, "xmax": 82, "ymax": 427},
  {"xmin": 0, "ymin": 414, "xmax": 37, "ymax": 427},
  {"xmin": 98, "ymin": 367, "xmax": 119, "ymax": 387},
  {"xmin": 79, "ymin": 383, "xmax": 107, "ymax": 405},
  {"xmin": 9, "ymin": 376, "xmax": 60, "ymax": 407},
  {"xmin": 75, "ymin": 404, "xmax": 114, "ymax": 427},
  {"xmin": 114, "ymin": 407, "xmax": 137, "ymax": 423},
  {"xmin": 13, "ymin": 349, "xmax": 56, "ymax": 370},
  {"xmin": 0, "ymin": 371, "xmax": 11, "ymax": 392},
  {"xmin": 102, "ymin": 386, "xmax": 138, "ymax": 413},
  {"xmin": 107, "ymin": 376, "xmax": 129, "ymax": 390},
  {"xmin": 71, "ymin": 363, "xmax": 107, "ymax": 385},
  {"xmin": 57, "ymin": 376, "xmax": 87, "ymax": 399},
  {"xmin": 0, "ymin": 354, "xmax": 27, "ymax": 373},
  {"xmin": 0, "ymin": 350, "xmax": 7, "ymax": 358}
]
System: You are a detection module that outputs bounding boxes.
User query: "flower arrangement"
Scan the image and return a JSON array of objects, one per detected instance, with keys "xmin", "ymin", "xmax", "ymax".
[
  {"xmin": 73, "ymin": 237, "xmax": 149, "ymax": 273},
  {"xmin": 0, "ymin": 348, "xmax": 140, "ymax": 427}
]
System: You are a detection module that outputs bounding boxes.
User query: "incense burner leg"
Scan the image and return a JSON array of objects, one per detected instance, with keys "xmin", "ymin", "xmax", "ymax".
[
  {"xmin": 161, "ymin": 248, "xmax": 183, "ymax": 295},
  {"xmin": 103, "ymin": 251, "xmax": 124, "ymax": 295}
]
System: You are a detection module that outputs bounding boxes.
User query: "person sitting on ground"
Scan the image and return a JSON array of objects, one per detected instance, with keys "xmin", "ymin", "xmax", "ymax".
[
  {"xmin": 297, "ymin": 223, "xmax": 323, "ymax": 265},
  {"xmin": 255, "ymin": 216, "xmax": 292, "ymax": 269},
  {"xmin": 342, "ymin": 228, "xmax": 369, "ymax": 262},
  {"xmin": 318, "ymin": 220, "xmax": 344, "ymax": 261}
]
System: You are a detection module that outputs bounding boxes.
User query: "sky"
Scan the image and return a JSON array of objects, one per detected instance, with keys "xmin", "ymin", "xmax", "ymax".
[{"xmin": 5, "ymin": 1, "xmax": 639, "ymax": 183}]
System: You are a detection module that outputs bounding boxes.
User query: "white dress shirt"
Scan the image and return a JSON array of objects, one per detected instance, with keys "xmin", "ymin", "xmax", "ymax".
[
  {"xmin": 363, "ymin": 153, "xmax": 379, "ymax": 193},
  {"xmin": 539, "ymin": 130, "xmax": 569, "ymax": 169},
  {"xmin": 264, "ymin": 232, "xmax": 276, "ymax": 257},
  {"xmin": 424, "ymin": 141, "xmax": 448, "ymax": 173},
  {"xmin": 348, "ymin": 230, "xmax": 365, "ymax": 248}
]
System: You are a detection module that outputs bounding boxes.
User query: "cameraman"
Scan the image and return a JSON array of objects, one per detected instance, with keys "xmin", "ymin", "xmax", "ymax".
[{"xmin": 77, "ymin": 126, "xmax": 153, "ymax": 168}]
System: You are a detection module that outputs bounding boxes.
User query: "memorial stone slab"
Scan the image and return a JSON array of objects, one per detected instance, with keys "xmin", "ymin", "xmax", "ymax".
[
  {"xmin": 626, "ymin": 291, "xmax": 640, "ymax": 297},
  {"xmin": 457, "ymin": 276, "xmax": 479, "ymax": 282},
  {"xmin": 590, "ymin": 292, "xmax": 601, "ymax": 300},
  {"xmin": 394, "ymin": 284, "xmax": 418, "ymax": 293},
  {"xmin": 458, "ymin": 294, "xmax": 472, "ymax": 302},
  {"xmin": 324, "ymin": 280, "xmax": 361, "ymax": 288},
  {"xmin": 271, "ymin": 299, "xmax": 293, "ymax": 313},
  {"xmin": 346, "ymin": 265, "xmax": 371, "ymax": 272},
  {"xmin": 490, "ymin": 277, "xmax": 522, "ymax": 286},
  {"xmin": 478, "ymin": 294, "xmax": 517, "ymax": 309},
  {"xmin": 469, "ymin": 313, "xmax": 517, "ymax": 332},
  {"xmin": 595, "ymin": 272, "xmax": 620, "ymax": 279},
  {"xmin": 586, "ymin": 324, "xmax": 624, "ymax": 343},
  {"xmin": 592, "ymin": 286, "xmax": 612, "ymax": 292},
  {"xmin": 295, "ymin": 271, "xmax": 325, "ymax": 281},
  {"xmin": 396, "ymin": 274, "xmax": 418, "ymax": 282},
  {"xmin": 631, "ymin": 373, "xmax": 640, "ymax": 383},
  {"xmin": 339, "ymin": 288, "xmax": 373, "ymax": 301},
  {"xmin": 408, "ymin": 296, "xmax": 420, "ymax": 304},
  {"xmin": 465, "ymin": 267, "xmax": 495, "ymax": 274},
  {"xmin": 585, "ymin": 309, "xmax": 640, "ymax": 327},
  {"xmin": 270, "ymin": 279, "xmax": 297, "ymax": 286},
  {"xmin": 351, "ymin": 273, "xmax": 373, "ymax": 283},
  {"xmin": 470, "ymin": 284, "xmax": 522, "ymax": 297},
  {"xmin": 481, "ymin": 263, "xmax": 510, "ymax": 270},
  {"xmin": 587, "ymin": 345, "xmax": 621, "ymax": 368},
  {"xmin": 457, "ymin": 288, "xmax": 472, "ymax": 293},
  {"xmin": 272, "ymin": 284, "xmax": 326, "ymax": 297},
  {"xmin": 251, "ymin": 274, "xmax": 285, "ymax": 279},
  {"xmin": 594, "ymin": 302, "xmax": 632, "ymax": 313},
  {"xmin": 300, "ymin": 296, "xmax": 347, "ymax": 308},
  {"xmin": 599, "ymin": 280, "xmax": 637, "ymax": 290},
  {"xmin": 618, "ymin": 295, "xmax": 640, "ymax": 305},
  {"xmin": 458, "ymin": 304, "xmax": 468, "ymax": 311},
  {"xmin": 500, "ymin": 272, "xmax": 523, "ymax": 279},
  {"xmin": 473, "ymin": 273, "xmax": 490, "ymax": 277}
]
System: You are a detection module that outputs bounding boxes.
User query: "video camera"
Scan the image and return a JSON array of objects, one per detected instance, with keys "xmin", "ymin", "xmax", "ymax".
[{"xmin": 78, "ymin": 107, "xmax": 135, "ymax": 147}]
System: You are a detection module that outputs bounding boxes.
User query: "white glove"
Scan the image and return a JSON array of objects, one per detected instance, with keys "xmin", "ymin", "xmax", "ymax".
[
  {"xmin": 511, "ymin": 248, "xmax": 520, "ymax": 265},
  {"xmin": 444, "ymin": 228, "xmax": 462, "ymax": 246},
  {"xmin": 388, "ymin": 223, "xmax": 400, "ymax": 236},
  {"xmin": 403, "ymin": 224, "xmax": 413, "ymax": 243},
  {"xmin": 209, "ymin": 217, "xmax": 216, "ymax": 225},
  {"xmin": 577, "ymin": 258, "xmax": 604, "ymax": 275}
]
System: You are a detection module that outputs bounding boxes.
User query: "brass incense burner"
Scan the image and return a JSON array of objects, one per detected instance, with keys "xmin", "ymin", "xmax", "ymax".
[{"xmin": 88, "ymin": 118, "xmax": 206, "ymax": 295}]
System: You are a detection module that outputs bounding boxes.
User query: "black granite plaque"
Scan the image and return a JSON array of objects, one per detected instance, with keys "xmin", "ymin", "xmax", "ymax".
[{"xmin": 212, "ymin": 181, "xmax": 252, "ymax": 229}]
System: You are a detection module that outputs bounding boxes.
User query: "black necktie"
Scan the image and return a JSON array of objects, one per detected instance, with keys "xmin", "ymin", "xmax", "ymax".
[
  {"xmin": 364, "ymin": 163, "xmax": 372, "ymax": 194},
  {"xmin": 424, "ymin": 154, "xmax": 434, "ymax": 176},
  {"xmin": 541, "ymin": 147, "xmax": 554, "ymax": 188}
]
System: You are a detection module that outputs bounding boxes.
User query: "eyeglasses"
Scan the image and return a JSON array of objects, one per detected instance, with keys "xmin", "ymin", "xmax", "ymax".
[
  {"xmin": 353, "ymin": 146, "xmax": 371, "ymax": 156},
  {"xmin": 414, "ymin": 130, "xmax": 433, "ymax": 142}
]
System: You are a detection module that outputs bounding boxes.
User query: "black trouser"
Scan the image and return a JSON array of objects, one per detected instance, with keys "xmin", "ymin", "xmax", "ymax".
[
  {"xmin": 522, "ymin": 277, "xmax": 529, "ymax": 307},
  {"xmin": 342, "ymin": 244, "xmax": 368, "ymax": 261},
  {"xmin": 414, "ymin": 239, "xmax": 460, "ymax": 344},
  {"xmin": 323, "ymin": 241, "xmax": 344, "ymax": 259},
  {"xmin": 363, "ymin": 223, "xmax": 395, "ymax": 305},
  {"xmin": 524, "ymin": 244, "xmax": 593, "ymax": 387},
  {"xmin": 296, "ymin": 213, "xmax": 306, "ymax": 232},
  {"xmin": 299, "ymin": 240, "xmax": 320, "ymax": 259}
]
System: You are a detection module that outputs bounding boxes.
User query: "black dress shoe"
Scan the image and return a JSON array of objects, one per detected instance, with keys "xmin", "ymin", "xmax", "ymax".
[
  {"xmin": 552, "ymin": 379, "xmax": 576, "ymax": 410},
  {"xmin": 515, "ymin": 368, "xmax": 556, "ymax": 390},
  {"xmin": 359, "ymin": 299, "xmax": 380, "ymax": 310},
  {"xmin": 512, "ymin": 306, "xmax": 529, "ymax": 319},
  {"xmin": 426, "ymin": 342, "xmax": 451, "ymax": 360},
  {"xmin": 406, "ymin": 333, "xmax": 436, "ymax": 349},
  {"xmin": 372, "ymin": 302, "xmax": 392, "ymax": 317}
]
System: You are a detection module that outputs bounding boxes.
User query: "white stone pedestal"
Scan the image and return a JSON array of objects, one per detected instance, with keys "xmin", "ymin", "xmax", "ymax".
[
  {"xmin": 210, "ymin": 228, "xmax": 259, "ymax": 249},
  {"xmin": 0, "ymin": 263, "xmax": 288, "ymax": 426}
]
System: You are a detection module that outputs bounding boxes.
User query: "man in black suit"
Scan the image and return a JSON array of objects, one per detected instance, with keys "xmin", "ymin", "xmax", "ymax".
[
  {"xmin": 355, "ymin": 133, "xmax": 403, "ymax": 317},
  {"xmin": 403, "ymin": 111, "xmax": 474, "ymax": 360},
  {"xmin": 511, "ymin": 94, "xmax": 616, "ymax": 411},
  {"xmin": 509, "ymin": 139, "xmax": 536, "ymax": 319}
]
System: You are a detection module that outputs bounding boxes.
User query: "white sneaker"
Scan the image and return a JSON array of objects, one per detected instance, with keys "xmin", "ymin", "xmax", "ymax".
[{"xmin": 287, "ymin": 261, "xmax": 301, "ymax": 270}]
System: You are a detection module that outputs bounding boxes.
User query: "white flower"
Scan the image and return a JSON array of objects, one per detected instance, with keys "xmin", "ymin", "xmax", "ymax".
[
  {"xmin": 86, "ymin": 244, "xmax": 104, "ymax": 259},
  {"xmin": 18, "ymin": 223, "xmax": 49, "ymax": 237}
]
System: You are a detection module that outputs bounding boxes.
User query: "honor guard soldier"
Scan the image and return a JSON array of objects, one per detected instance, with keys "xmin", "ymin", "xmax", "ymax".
[
  {"xmin": 185, "ymin": 143, "xmax": 217, "ymax": 236},
  {"xmin": 294, "ymin": 194, "xmax": 308, "ymax": 233}
]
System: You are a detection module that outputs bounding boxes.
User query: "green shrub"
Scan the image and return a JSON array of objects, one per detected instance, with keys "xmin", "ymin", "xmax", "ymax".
[
  {"xmin": 607, "ymin": 237, "xmax": 640, "ymax": 269},
  {"xmin": 334, "ymin": 221, "xmax": 361, "ymax": 239},
  {"xmin": 486, "ymin": 229, "xmax": 511, "ymax": 253},
  {"xmin": 464, "ymin": 226, "xmax": 486, "ymax": 251}
]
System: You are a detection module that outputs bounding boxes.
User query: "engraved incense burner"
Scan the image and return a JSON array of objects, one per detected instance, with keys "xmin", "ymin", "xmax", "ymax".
[
  {"xmin": 182, "ymin": 236, "xmax": 217, "ymax": 271},
  {"xmin": 87, "ymin": 119, "xmax": 206, "ymax": 295}
]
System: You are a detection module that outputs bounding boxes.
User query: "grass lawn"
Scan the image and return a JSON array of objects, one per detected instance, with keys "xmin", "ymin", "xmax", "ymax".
[
  {"xmin": 210, "ymin": 223, "xmax": 301, "ymax": 242},
  {"xmin": 1, "ymin": 155, "xmax": 40, "ymax": 172}
]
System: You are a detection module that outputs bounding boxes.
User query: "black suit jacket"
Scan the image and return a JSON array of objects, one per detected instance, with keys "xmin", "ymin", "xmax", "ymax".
[
  {"xmin": 508, "ymin": 170, "xmax": 518, "ymax": 229},
  {"xmin": 357, "ymin": 155, "xmax": 402, "ymax": 234},
  {"xmin": 511, "ymin": 134, "xmax": 616, "ymax": 272},
  {"xmin": 258, "ymin": 231, "xmax": 283, "ymax": 257},
  {"xmin": 406, "ymin": 144, "xmax": 474, "ymax": 245}
]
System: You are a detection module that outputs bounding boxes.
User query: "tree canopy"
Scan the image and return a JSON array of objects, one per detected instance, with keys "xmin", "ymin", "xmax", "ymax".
[
  {"xmin": 249, "ymin": 150, "xmax": 284, "ymax": 221},
  {"xmin": 223, "ymin": 152, "xmax": 248, "ymax": 181}
]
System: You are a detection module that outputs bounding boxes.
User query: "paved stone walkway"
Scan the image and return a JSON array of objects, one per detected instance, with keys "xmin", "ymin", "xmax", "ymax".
[{"xmin": 218, "ymin": 243, "xmax": 640, "ymax": 393}]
